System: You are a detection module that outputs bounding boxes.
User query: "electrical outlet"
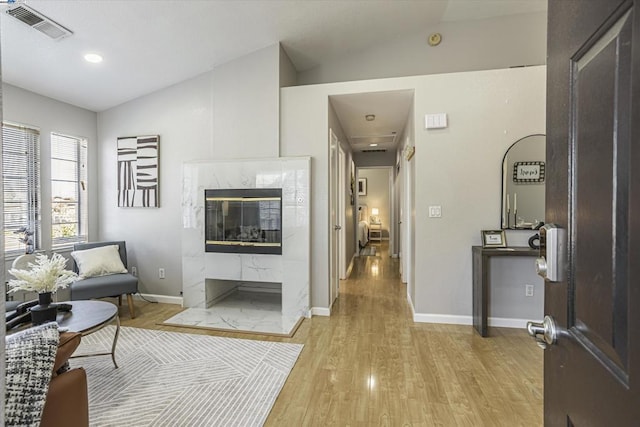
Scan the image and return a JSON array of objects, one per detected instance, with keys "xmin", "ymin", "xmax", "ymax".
[
  {"xmin": 131, "ymin": 266, "xmax": 137, "ymax": 276},
  {"xmin": 525, "ymin": 284, "xmax": 534, "ymax": 297},
  {"xmin": 428, "ymin": 205, "xmax": 442, "ymax": 218},
  {"xmin": 159, "ymin": 268, "xmax": 165, "ymax": 279}
]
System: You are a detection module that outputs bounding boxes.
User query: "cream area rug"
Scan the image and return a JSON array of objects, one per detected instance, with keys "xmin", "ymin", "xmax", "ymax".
[{"xmin": 70, "ymin": 326, "xmax": 303, "ymax": 426}]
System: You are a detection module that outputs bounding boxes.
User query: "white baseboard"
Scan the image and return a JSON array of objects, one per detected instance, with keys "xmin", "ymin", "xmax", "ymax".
[
  {"xmin": 413, "ymin": 313, "xmax": 472, "ymax": 325},
  {"xmin": 411, "ymin": 312, "xmax": 528, "ymax": 329},
  {"xmin": 344, "ymin": 255, "xmax": 355, "ymax": 278},
  {"xmin": 134, "ymin": 293, "xmax": 183, "ymax": 305},
  {"xmin": 311, "ymin": 307, "xmax": 330, "ymax": 316},
  {"xmin": 407, "ymin": 292, "xmax": 415, "ymax": 316},
  {"xmin": 488, "ymin": 317, "xmax": 531, "ymax": 329}
]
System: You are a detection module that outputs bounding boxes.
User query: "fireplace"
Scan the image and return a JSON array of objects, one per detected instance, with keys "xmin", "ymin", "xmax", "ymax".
[{"xmin": 204, "ymin": 188, "xmax": 282, "ymax": 255}]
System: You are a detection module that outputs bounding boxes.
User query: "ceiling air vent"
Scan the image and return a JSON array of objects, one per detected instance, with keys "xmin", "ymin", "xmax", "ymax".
[
  {"xmin": 7, "ymin": 5, "xmax": 73, "ymax": 41},
  {"xmin": 362, "ymin": 149, "xmax": 387, "ymax": 153},
  {"xmin": 351, "ymin": 135, "xmax": 396, "ymax": 146}
]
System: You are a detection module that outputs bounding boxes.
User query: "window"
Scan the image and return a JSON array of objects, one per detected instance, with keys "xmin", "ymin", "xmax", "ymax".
[
  {"xmin": 51, "ymin": 132, "xmax": 88, "ymax": 248},
  {"xmin": 2, "ymin": 123, "xmax": 41, "ymax": 254}
]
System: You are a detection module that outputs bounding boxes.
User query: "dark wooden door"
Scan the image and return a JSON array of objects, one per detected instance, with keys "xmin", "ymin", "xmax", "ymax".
[{"xmin": 545, "ymin": 0, "xmax": 640, "ymax": 425}]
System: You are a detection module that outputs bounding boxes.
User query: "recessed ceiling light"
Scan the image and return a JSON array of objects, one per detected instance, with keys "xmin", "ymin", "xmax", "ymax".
[
  {"xmin": 84, "ymin": 53, "xmax": 103, "ymax": 63},
  {"xmin": 365, "ymin": 114, "xmax": 375, "ymax": 121},
  {"xmin": 369, "ymin": 143, "xmax": 378, "ymax": 147}
]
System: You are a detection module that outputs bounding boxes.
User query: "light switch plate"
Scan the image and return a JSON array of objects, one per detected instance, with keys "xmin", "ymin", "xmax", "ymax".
[
  {"xmin": 428, "ymin": 205, "xmax": 442, "ymax": 218},
  {"xmin": 425, "ymin": 113, "xmax": 448, "ymax": 129}
]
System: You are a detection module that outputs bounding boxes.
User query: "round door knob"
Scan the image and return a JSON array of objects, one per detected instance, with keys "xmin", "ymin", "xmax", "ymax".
[
  {"xmin": 527, "ymin": 315, "xmax": 558, "ymax": 349},
  {"xmin": 535, "ymin": 257, "xmax": 548, "ymax": 278}
]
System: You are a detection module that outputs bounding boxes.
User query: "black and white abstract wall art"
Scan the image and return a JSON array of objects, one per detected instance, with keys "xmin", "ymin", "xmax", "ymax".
[{"xmin": 117, "ymin": 135, "xmax": 159, "ymax": 207}]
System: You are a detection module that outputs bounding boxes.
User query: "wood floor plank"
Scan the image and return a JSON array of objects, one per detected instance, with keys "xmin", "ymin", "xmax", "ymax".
[{"xmin": 116, "ymin": 241, "xmax": 543, "ymax": 426}]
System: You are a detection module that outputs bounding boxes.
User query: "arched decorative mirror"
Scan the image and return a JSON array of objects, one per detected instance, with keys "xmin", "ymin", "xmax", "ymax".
[{"xmin": 501, "ymin": 134, "xmax": 546, "ymax": 229}]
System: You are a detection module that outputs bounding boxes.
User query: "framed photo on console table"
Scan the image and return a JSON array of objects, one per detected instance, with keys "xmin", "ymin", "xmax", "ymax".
[{"xmin": 481, "ymin": 230, "xmax": 507, "ymax": 248}]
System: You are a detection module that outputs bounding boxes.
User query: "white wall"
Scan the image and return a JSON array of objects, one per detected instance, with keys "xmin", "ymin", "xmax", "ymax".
[
  {"xmin": 298, "ymin": 12, "xmax": 547, "ymax": 85},
  {"xmin": 2, "ymin": 84, "xmax": 98, "ymax": 286},
  {"xmin": 97, "ymin": 44, "xmax": 286, "ymax": 298},
  {"xmin": 413, "ymin": 67, "xmax": 546, "ymax": 319},
  {"xmin": 281, "ymin": 66, "xmax": 546, "ymax": 320},
  {"xmin": 279, "ymin": 45, "xmax": 297, "ymax": 87},
  {"xmin": 212, "ymin": 44, "xmax": 280, "ymax": 159},
  {"xmin": 97, "ymin": 72, "xmax": 213, "ymax": 297}
]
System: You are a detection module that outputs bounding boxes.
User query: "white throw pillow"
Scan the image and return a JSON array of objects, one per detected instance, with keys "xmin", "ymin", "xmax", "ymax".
[{"xmin": 71, "ymin": 244, "xmax": 128, "ymax": 279}]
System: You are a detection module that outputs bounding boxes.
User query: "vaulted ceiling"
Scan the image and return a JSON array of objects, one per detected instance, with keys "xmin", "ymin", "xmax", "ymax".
[{"xmin": 1, "ymin": 0, "xmax": 546, "ymax": 112}]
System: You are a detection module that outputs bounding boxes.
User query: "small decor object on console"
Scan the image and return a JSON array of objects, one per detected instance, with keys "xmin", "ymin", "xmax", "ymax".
[
  {"xmin": 481, "ymin": 230, "xmax": 507, "ymax": 248},
  {"xmin": 117, "ymin": 135, "xmax": 159, "ymax": 207},
  {"xmin": 7, "ymin": 253, "xmax": 78, "ymax": 325}
]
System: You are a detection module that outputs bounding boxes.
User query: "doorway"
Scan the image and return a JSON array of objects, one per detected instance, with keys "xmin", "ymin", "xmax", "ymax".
[
  {"xmin": 356, "ymin": 166, "xmax": 393, "ymax": 255},
  {"xmin": 328, "ymin": 89, "xmax": 415, "ymax": 311}
]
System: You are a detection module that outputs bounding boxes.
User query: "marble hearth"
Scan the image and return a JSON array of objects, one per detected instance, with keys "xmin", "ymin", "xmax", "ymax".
[{"xmin": 171, "ymin": 157, "xmax": 310, "ymax": 336}]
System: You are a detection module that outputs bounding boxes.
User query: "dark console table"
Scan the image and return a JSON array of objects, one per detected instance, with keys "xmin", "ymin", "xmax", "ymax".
[{"xmin": 472, "ymin": 246, "xmax": 538, "ymax": 337}]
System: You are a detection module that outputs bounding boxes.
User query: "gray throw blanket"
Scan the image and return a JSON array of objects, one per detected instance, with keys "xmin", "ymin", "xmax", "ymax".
[{"xmin": 5, "ymin": 323, "xmax": 59, "ymax": 427}]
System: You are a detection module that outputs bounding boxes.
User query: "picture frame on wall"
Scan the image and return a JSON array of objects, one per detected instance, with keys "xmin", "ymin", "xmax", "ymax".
[
  {"xmin": 481, "ymin": 230, "xmax": 507, "ymax": 248},
  {"xmin": 350, "ymin": 160, "xmax": 355, "ymax": 205},
  {"xmin": 358, "ymin": 178, "xmax": 367, "ymax": 196},
  {"xmin": 117, "ymin": 135, "xmax": 160, "ymax": 207}
]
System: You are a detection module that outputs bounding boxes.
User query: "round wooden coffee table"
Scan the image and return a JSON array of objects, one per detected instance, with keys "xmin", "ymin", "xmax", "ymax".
[{"xmin": 56, "ymin": 300, "xmax": 120, "ymax": 368}]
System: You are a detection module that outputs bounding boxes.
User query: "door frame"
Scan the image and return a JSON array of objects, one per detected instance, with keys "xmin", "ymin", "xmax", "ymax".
[
  {"xmin": 338, "ymin": 145, "xmax": 347, "ymax": 279},
  {"xmin": 356, "ymin": 165, "xmax": 394, "ymax": 247}
]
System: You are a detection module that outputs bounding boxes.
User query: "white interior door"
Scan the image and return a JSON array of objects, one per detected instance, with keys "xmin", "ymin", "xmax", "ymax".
[
  {"xmin": 329, "ymin": 129, "xmax": 339, "ymax": 307},
  {"xmin": 338, "ymin": 146, "xmax": 346, "ymax": 279}
]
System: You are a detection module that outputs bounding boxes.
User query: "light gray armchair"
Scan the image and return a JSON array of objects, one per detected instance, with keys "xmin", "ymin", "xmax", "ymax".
[{"xmin": 70, "ymin": 241, "xmax": 138, "ymax": 318}]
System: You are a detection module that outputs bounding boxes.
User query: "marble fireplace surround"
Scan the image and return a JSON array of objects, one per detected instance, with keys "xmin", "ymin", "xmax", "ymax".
[{"xmin": 179, "ymin": 157, "xmax": 311, "ymax": 335}]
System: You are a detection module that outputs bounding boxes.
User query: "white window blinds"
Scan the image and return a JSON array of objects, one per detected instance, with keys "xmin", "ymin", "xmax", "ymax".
[
  {"xmin": 2, "ymin": 123, "xmax": 41, "ymax": 254},
  {"xmin": 51, "ymin": 132, "xmax": 88, "ymax": 247}
]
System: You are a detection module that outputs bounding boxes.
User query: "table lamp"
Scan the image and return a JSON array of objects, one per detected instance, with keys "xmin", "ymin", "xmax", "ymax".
[{"xmin": 371, "ymin": 208, "xmax": 379, "ymax": 223}]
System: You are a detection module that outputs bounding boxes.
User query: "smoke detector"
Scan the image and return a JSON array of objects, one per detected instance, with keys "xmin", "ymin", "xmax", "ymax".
[{"xmin": 6, "ymin": 4, "xmax": 73, "ymax": 41}]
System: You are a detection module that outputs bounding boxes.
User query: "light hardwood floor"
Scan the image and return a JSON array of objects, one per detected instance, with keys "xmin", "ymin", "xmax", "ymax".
[{"xmin": 119, "ymin": 241, "xmax": 543, "ymax": 426}]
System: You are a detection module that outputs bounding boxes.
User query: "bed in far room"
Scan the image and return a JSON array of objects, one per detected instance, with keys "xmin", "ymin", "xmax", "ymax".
[{"xmin": 358, "ymin": 204, "xmax": 369, "ymax": 249}]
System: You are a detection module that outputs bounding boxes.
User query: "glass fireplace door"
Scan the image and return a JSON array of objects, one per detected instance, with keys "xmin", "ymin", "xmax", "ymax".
[{"xmin": 205, "ymin": 189, "xmax": 282, "ymax": 254}]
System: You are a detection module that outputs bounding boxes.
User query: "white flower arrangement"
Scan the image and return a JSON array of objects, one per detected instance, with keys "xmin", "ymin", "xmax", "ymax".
[{"xmin": 7, "ymin": 253, "xmax": 78, "ymax": 294}]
